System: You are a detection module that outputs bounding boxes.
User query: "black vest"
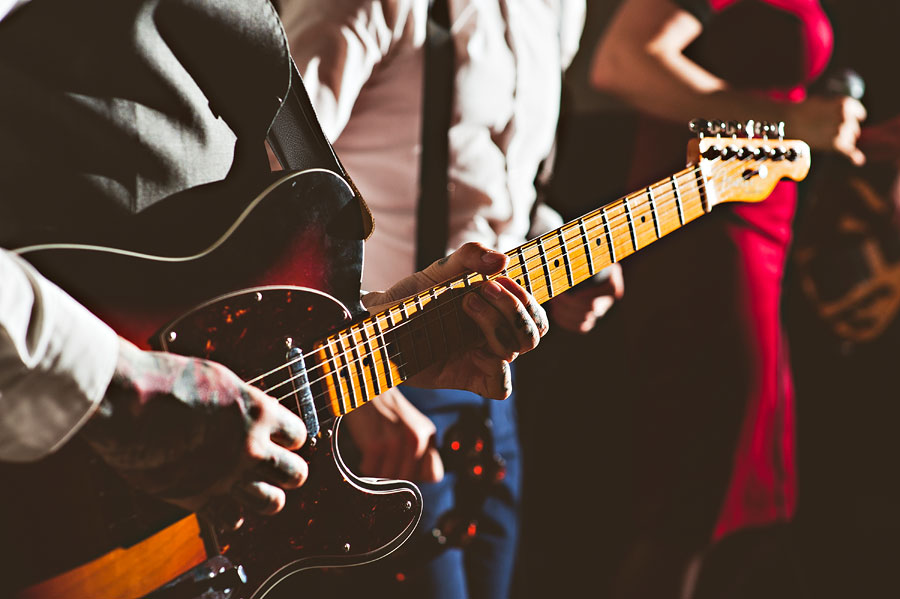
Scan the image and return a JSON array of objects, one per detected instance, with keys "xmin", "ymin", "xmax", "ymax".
[{"xmin": 0, "ymin": 0, "xmax": 291, "ymax": 246}]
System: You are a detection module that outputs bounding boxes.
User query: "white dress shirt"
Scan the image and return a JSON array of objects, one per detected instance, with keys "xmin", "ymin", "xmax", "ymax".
[
  {"xmin": 0, "ymin": 250, "xmax": 119, "ymax": 462},
  {"xmin": 282, "ymin": 0, "xmax": 585, "ymax": 290},
  {"xmin": 0, "ymin": 0, "xmax": 29, "ymax": 22}
]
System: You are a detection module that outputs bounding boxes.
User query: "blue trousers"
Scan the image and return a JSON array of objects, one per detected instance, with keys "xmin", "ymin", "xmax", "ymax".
[
  {"xmin": 396, "ymin": 385, "xmax": 522, "ymax": 599},
  {"xmin": 276, "ymin": 387, "xmax": 522, "ymax": 599}
]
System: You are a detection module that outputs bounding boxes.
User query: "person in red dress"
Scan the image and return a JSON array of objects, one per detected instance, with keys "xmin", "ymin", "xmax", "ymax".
[{"xmin": 590, "ymin": 0, "xmax": 865, "ymax": 596}]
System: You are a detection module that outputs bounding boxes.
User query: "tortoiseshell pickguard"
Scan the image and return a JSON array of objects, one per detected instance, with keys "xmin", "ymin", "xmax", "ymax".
[{"xmin": 160, "ymin": 287, "xmax": 422, "ymax": 598}]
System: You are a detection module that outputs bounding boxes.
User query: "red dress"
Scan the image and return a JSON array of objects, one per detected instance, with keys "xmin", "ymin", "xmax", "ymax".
[{"xmin": 622, "ymin": 0, "xmax": 832, "ymax": 544}]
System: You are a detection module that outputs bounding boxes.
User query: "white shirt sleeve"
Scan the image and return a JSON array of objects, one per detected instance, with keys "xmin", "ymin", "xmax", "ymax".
[
  {"xmin": 280, "ymin": 0, "xmax": 420, "ymax": 141},
  {"xmin": 0, "ymin": 0, "xmax": 31, "ymax": 23},
  {"xmin": 0, "ymin": 250, "xmax": 119, "ymax": 462}
]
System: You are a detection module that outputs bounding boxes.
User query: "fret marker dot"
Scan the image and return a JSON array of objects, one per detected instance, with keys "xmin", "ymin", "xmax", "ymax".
[
  {"xmin": 553, "ymin": 259, "xmax": 560, "ymax": 268},
  {"xmin": 641, "ymin": 215, "xmax": 646, "ymax": 223},
  {"xmin": 517, "ymin": 279, "xmax": 522, "ymax": 286},
  {"xmin": 595, "ymin": 239, "xmax": 601, "ymax": 246}
]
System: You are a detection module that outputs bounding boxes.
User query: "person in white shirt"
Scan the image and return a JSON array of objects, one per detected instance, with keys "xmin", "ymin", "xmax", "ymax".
[{"xmin": 280, "ymin": 1, "xmax": 622, "ymax": 596}]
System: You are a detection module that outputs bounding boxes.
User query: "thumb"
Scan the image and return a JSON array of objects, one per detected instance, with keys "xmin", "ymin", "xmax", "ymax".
[
  {"xmin": 421, "ymin": 242, "xmax": 508, "ymax": 284},
  {"xmin": 367, "ymin": 243, "xmax": 509, "ymax": 309}
]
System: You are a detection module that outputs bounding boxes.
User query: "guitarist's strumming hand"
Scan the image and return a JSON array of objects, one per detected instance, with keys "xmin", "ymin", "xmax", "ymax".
[
  {"xmin": 363, "ymin": 242, "xmax": 549, "ymax": 400},
  {"xmin": 80, "ymin": 338, "xmax": 308, "ymax": 531}
]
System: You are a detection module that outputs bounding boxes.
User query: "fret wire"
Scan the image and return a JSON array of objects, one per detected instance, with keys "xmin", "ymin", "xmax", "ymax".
[
  {"xmin": 370, "ymin": 315, "xmax": 394, "ymax": 390},
  {"xmin": 333, "ymin": 334, "xmax": 359, "ymax": 409},
  {"xmin": 671, "ymin": 175, "xmax": 686, "ymax": 225},
  {"xmin": 396, "ymin": 301, "xmax": 421, "ymax": 375},
  {"xmin": 694, "ymin": 167, "xmax": 710, "ymax": 212},
  {"xmin": 577, "ymin": 217, "xmax": 595, "ymax": 276},
  {"xmin": 347, "ymin": 328, "xmax": 370, "ymax": 405},
  {"xmin": 622, "ymin": 197, "xmax": 639, "ymax": 251},
  {"xmin": 385, "ymin": 309, "xmax": 408, "ymax": 380},
  {"xmin": 319, "ymin": 342, "xmax": 347, "ymax": 416},
  {"xmin": 647, "ymin": 186, "xmax": 662, "ymax": 239},
  {"xmin": 358, "ymin": 323, "xmax": 382, "ymax": 397},
  {"xmin": 557, "ymin": 228, "xmax": 574, "ymax": 288},
  {"xmin": 517, "ymin": 246, "xmax": 532, "ymax": 291},
  {"xmin": 535, "ymin": 237, "xmax": 554, "ymax": 298},
  {"xmin": 601, "ymin": 207, "xmax": 617, "ymax": 263}
]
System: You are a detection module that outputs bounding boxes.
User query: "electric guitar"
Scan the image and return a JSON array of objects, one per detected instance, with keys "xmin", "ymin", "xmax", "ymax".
[{"xmin": 7, "ymin": 121, "xmax": 810, "ymax": 599}]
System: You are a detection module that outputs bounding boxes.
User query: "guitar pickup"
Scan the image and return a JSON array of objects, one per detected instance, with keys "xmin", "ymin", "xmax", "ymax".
[{"xmin": 287, "ymin": 346, "xmax": 320, "ymax": 438}]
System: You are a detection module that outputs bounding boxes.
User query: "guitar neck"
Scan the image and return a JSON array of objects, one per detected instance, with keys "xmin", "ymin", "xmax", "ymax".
[
  {"xmin": 307, "ymin": 164, "xmax": 711, "ymax": 419},
  {"xmin": 505, "ymin": 164, "xmax": 709, "ymax": 302}
]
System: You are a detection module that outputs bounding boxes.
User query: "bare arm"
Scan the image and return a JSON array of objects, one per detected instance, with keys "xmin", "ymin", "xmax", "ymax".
[{"xmin": 591, "ymin": 0, "xmax": 866, "ymax": 163}]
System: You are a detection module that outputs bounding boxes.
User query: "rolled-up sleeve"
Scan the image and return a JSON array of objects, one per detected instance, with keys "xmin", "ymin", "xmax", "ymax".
[{"xmin": 0, "ymin": 250, "xmax": 119, "ymax": 462}]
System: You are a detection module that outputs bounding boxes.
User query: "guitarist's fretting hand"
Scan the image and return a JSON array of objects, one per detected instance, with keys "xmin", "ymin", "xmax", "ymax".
[
  {"xmin": 363, "ymin": 242, "xmax": 549, "ymax": 400},
  {"xmin": 80, "ymin": 338, "xmax": 308, "ymax": 530}
]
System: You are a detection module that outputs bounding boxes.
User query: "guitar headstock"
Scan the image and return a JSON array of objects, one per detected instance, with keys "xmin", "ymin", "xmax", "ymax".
[{"xmin": 687, "ymin": 119, "xmax": 811, "ymax": 207}]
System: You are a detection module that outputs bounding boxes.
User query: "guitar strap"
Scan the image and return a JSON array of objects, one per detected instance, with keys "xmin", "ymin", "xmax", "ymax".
[
  {"xmin": 416, "ymin": 0, "xmax": 455, "ymax": 270},
  {"xmin": 267, "ymin": 57, "xmax": 374, "ymax": 238}
]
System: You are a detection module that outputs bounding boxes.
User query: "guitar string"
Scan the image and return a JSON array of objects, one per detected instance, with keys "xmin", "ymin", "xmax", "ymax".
[
  {"xmin": 271, "ymin": 160, "xmax": 790, "ymax": 426},
  {"xmin": 259, "ymin": 153, "xmax": 780, "ymax": 408},
  {"xmin": 258, "ymin": 154, "xmax": 784, "ymax": 416},
  {"xmin": 273, "ymin": 160, "xmax": 785, "ymax": 430},
  {"xmin": 259, "ymin": 149, "xmax": 777, "ymax": 394},
  {"xmin": 251, "ymin": 164, "xmax": 716, "ymax": 395},
  {"xmin": 243, "ymin": 160, "xmax": 720, "ymax": 389},
  {"xmin": 246, "ymin": 154, "xmax": 755, "ymax": 391},
  {"xmin": 257, "ymin": 154, "xmax": 777, "ymax": 402}
]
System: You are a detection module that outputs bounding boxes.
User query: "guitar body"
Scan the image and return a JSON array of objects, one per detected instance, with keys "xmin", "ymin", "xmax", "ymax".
[
  {"xmin": 3, "ymin": 168, "xmax": 422, "ymax": 598},
  {"xmin": 3, "ymin": 130, "xmax": 813, "ymax": 597}
]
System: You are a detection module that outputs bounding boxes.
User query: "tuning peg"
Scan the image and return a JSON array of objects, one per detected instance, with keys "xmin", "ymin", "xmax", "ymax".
[
  {"xmin": 702, "ymin": 145, "xmax": 722, "ymax": 160},
  {"xmin": 771, "ymin": 147, "xmax": 786, "ymax": 161},
  {"xmin": 689, "ymin": 119, "xmax": 712, "ymax": 137},
  {"xmin": 738, "ymin": 146, "xmax": 755, "ymax": 160},
  {"xmin": 723, "ymin": 145, "xmax": 740, "ymax": 160},
  {"xmin": 711, "ymin": 120, "xmax": 727, "ymax": 137},
  {"xmin": 745, "ymin": 119, "xmax": 756, "ymax": 139},
  {"xmin": 759, "ymin": 121, "xmax": 784, "ymax": 140},
  {"xmin": 756, "ymin": 145, "xmax": 774, "ymax": 160},
  {"xmin": 785, "ymin": 147, "xmax": 799, "ymax": 162},
  {"xmin": 725, "ymin": 121, "xmax": 743, "ymax": 137}
]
